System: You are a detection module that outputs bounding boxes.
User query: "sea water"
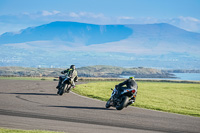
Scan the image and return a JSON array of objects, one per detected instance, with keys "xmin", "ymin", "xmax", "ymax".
[
  {"xmin": 172, "ymin": 73, "xmax": 200, "ymax": 81},
  {"xmin": 120, "ymin": 73, "xmax": 200, "ymax": 81}
]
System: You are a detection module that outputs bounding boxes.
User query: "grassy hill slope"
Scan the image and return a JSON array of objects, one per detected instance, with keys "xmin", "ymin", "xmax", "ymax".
[{"xmin": 0, "ymin": 65, "xmax": 174, "ymax": 78}]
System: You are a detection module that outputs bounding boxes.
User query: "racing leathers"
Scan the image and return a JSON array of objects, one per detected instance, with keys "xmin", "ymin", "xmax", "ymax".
[
  {"xmin": 116, "ymin": 78, "xmax": 138, "ymax": 102},
  {"xmin": 56, "ymin": 68, "xmax": 78, "ymax": 89}
]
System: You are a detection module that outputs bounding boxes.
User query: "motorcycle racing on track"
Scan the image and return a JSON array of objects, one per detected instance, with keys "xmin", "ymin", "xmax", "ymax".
[
  {"xmin": 56, "ymin": 65, "xmax": 78, "ymax": 95},
  {"xmin": 106, "ymin": 77, "xmax": 138, "ymax": 110}
]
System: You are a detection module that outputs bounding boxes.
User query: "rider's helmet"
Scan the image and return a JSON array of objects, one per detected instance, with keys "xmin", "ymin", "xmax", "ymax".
[
  {"xmin": 70, "ymin": 65, "xmax": 75, "ymax": 70},
  {"xmin": 129, "ymin": 77, "xmax": 135, "ymax": 80}
]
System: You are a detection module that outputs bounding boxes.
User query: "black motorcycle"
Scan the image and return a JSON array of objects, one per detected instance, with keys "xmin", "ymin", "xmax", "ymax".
[
  {"xmin": 57, "ymin": 76, "xmax": 72, "ymax": 95},
  {"xmin": 105, "ymin": 87, "xmax": 137, "ymax": 110}
]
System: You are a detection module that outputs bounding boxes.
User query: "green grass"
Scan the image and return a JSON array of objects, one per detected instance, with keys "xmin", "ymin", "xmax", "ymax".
[
  {"xmin": 0, "ymin": 128, "xmax": 64, "ymax": 133},
  {"xmin": 73, "ymin": 81, "xmax": 200, "ymax": 117}
]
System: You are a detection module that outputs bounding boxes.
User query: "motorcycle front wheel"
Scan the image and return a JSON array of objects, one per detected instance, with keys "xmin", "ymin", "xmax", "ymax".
[
  {"xmin": 57, "ymin": 84, "xmax": 65, "ymax": 95},
  {"xmin": 116, "ymin": 96, "xmax": 129, "ymax": 110},
  {"xmin": 105, "ymin": 99, "xmax": 111, "ymax": 108}
]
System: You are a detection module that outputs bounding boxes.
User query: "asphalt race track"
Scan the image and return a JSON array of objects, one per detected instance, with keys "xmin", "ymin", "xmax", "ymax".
[{"xmin": 0, "ymin": 79, "xmax": 199, "ymax": 133}]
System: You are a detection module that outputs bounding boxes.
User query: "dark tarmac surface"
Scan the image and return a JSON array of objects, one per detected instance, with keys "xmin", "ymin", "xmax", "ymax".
[{"xmin": 0, "ymin": 79, "xmax": 199, "ymax": 133}]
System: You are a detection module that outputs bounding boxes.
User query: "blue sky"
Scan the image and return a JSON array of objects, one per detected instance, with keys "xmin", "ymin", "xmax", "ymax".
[
  {"xmin": 0, "ymin": 0, "xmax": 199, "ymax": 18},
  {"xmin": 0, "ymin": 0, "xmax": 200, "ymax": 34}
]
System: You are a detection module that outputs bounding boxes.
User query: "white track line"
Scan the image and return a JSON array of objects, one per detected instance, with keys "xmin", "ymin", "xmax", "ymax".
[{"xmin": 71, "ymin": 91, "xmax": 105, "ymax": 103}]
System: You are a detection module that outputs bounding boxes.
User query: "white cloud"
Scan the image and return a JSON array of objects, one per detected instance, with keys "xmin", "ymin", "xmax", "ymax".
[
  {"xmin": 68, "ymin": 12, "xmax": 106, "ymax": 19},
  {"xmin": 116, "ymin": 16, "xmax": 200, "ymax": 33},
  {"xmin": 179, "ymin": 16, "xmax": 199, "ymax": 22},
  {"xmin": 118, "ymin": 16, "xmax": 134, "ymax": 20},
  {"xmin": 169, "ymin": 16, "xmax": 200, "ymax": 33},
  {"xmin": 41, "ymin": 10, "xmax": 60, "ymax": 16},
  {"xmin": 69, "ymin": 12, "xmax": 79, "ymax": 17},
  {"xmin": 42, "ymin": 11, "xmax": 53, "ymax": 16}
]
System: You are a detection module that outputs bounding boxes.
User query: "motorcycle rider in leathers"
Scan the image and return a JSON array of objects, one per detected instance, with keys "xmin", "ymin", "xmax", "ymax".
[
  {"xmin": 56, "ymin": 65, "xmax": 78, "ymax": 89},
  {"xmin": 116, "ymin": 77, "xmax": 138, "ymax": 103}
]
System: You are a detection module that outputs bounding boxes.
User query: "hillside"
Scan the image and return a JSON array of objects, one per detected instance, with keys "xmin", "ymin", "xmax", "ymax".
[
  {"xmin": 0, "ymin": 21, "xmax": 132, "ymax": 45},
  {"xmin": 0, "ymin": 21, "xmax": 200, "ymax": 69},
  {"xmin": 0, "ymin": 66, "xmax": 174, "ymax": 78}
]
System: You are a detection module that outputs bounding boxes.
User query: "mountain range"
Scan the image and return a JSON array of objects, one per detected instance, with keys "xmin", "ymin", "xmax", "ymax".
[{"xmin": 0, "ymin": 21, "xmax": 200, "ymax": 69}]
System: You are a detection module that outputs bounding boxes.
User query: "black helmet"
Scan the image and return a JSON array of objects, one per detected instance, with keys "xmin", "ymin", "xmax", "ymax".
[{"xmin": 70, "ymin": 65, "xmax": 75, "ymax": 70}]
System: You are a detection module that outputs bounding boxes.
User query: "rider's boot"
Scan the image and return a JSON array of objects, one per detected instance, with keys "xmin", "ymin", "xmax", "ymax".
[
  {"xmin": 71, "ymin": 82, "xmax": 76, "ymax": 88},
  {"xmin": 125, "ymin": 96, "xmax": 136, "ymax": 107},
  {"xmin": 130, "ymin": 96, "xmax": 136, "ymax": 103},
  {"xmin": 72, "ymin": 85, "xmax": 75, "ymax": 88}
]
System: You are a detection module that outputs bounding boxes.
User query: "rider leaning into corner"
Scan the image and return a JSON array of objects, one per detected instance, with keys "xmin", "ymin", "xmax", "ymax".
[
  {"xmin": 56, "ymin": 65, "xmax": 78, "ymax": 89},
  {"xmin": 116, "ymin": 77, "xmax": 138, "ymax": 103}
]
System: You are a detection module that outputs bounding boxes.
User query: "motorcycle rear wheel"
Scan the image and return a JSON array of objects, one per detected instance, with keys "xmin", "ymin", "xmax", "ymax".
[
  {"xmin": 65, "ymin": 84, "xmax": 71, "ymax": 93},
  {"xmin": 116, "ymin": 96, "xmax": 129, "ymax": 110}
]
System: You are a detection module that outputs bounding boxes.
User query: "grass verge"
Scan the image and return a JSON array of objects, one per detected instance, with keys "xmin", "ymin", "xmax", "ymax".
[
  {"xmin": 73, "ymin": 81, "xmax": 200, "ymax": 117},
  {"xmin": 0, "ymin": 128, "xmax": 64, "ymax": 133}
]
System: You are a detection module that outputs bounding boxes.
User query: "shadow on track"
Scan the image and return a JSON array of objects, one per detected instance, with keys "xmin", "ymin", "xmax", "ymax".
[
  {"xmin": 47, "ymin": 105, "xmax": 115, "ymax": 110},
  {"xmin": 0, "ymin": 92, "xmax": 57, "ymax": 96}
]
